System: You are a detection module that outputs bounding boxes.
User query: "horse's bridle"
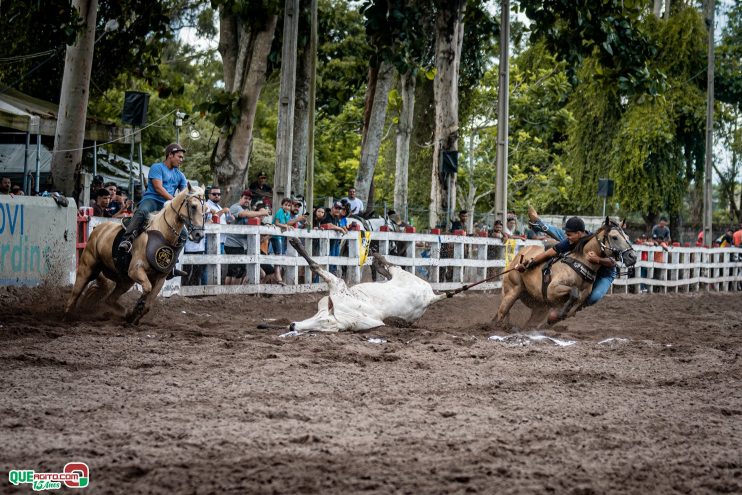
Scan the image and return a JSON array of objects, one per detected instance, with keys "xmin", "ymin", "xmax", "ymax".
[
  {"xmin": 598, "ymin": 223, "xmax": 634, "ymax": 264},
  {"xmin": 165, "ymin": 193, "xmax": 205, "ymax": 241}
]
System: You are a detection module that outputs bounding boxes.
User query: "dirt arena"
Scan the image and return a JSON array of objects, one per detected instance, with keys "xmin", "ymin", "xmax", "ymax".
[{"xmin": 1, "ymin": 285, "xmax": 741, "ymax": 494}]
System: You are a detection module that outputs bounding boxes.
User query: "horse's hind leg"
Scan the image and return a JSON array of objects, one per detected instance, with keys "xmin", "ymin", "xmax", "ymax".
[
  {"xmin": 525, "ymin": 305, "xmax": 549, "ymax": 329},
  {"xmin": 555, "ymin": 286, "xmax": 580, "ymax": 322},
  {"xmin": 105, "ymin": 280, "xmax": 134, "ymax": 317},
  {"xmin": 64, "ymin": 250, "xmax": 101, "ymax": 318}
]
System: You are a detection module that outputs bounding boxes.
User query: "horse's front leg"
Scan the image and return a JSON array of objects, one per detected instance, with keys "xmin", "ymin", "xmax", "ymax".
[
  {"xmin": 127, "ymin": 275, "xmax": 166, "ymax": 325},
  {"xmin": 128, "ymin": 260, "xmax": 153, "ymax": 293}
]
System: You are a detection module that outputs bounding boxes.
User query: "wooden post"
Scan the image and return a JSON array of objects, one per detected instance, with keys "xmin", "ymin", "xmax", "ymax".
[
  {"xmin": 274, "ymin": 0, "xmax": 300, "ymax": 207},
  {"xmin": 494, "ymin": 0, "xmax": 510, "ymax": 225},
  {"xmin": 702, "ymin": 0, "xmax": 714, "ymax": 247}
]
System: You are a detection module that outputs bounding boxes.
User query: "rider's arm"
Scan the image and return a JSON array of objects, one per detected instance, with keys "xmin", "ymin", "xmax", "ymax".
[
  {"xmin": 151, "ymin": 179, "xmax": 173, "ymax": 201},
  {"xmin": 529, "ymin": 247, "xmax": 557, "ymax": 266},
  {"xmin": 586, "ymin": 251, "xmax": 617, "ymax": 268}
]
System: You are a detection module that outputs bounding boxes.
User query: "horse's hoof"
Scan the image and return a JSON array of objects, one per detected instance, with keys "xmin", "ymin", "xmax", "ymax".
[{"xmin": 547, "ymin": 308, "xmax": 561, "ymax": 325}]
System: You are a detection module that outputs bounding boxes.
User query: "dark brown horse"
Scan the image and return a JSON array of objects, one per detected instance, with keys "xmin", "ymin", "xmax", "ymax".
[
  {"xmin": 497, "ymin": 218, "xmax": 636, "ymax": 327},
  {"xmin": 65, "ymin": 184, "xmax": 207, "ymax": 324}
]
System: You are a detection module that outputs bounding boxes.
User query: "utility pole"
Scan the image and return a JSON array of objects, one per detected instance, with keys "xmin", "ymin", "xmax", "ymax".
[
  {"xmin": 494, "ymin": 0, "xmax": 510, "ymax": 224},
  {"xmin": 273, "ymin": 0, "xmax": 300, "ymax": 208},
  {"xmin": 305, "ymin": 0, "xmax": 318, "ymax": 216},
  {"xmin": 703, "ymin": 0, "xmax": 714, "ymax": 247}
]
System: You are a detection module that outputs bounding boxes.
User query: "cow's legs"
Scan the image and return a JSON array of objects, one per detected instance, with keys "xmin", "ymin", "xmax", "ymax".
[
  {"xmin": 371, "ymin": 252, "xmax": 393, "ymax": 280},
  {"xmin": 289, "ymin": 237, "xmax": 344, "ymax": 289}
]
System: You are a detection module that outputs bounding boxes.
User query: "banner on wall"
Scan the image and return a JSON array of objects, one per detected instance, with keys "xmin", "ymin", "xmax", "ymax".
[{"xmin": 0, "ymin": 196, "xmax": 77, "ymax": 286}]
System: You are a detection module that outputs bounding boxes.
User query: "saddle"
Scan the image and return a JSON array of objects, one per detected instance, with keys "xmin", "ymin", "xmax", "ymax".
[
  {"xmin": 540, "ymin": 255, "xmax": 596, "ymax": 301},
  {"xmin": 110, "ymin": 222, "xmax": 186, "ymax": 278}
]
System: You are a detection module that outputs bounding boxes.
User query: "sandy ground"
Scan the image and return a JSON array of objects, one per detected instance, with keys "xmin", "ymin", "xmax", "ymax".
[{"xmin": 1, "ymin": 285, "xmax": 741, "ymax": 494}]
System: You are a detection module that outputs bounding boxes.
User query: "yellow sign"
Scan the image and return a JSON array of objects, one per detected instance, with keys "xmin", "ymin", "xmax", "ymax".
[
  {"xmin": 358, "ymin": 231, "xmax": 372, "ymax": 266},
  {"xmin": 505, "ymin": 239, "xmax": 517, "ymax": 266}
]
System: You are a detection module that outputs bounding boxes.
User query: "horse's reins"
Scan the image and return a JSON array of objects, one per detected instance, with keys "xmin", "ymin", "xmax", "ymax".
[{"xmin": 444, "ymin": 255, "xmax": 524, "ymax": 298}]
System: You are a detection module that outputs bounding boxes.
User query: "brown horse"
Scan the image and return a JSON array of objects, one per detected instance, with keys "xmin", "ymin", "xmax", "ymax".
[
  {"xmin": 65, "ymin": 184, "xmax": 206, "ymax": 324},
  {"xmin": 497, "ymin": 218, "xmax": 636, "ymax": 327}
]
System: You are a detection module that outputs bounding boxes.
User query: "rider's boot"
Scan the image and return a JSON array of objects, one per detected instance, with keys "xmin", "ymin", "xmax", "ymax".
[
  {"xmin": 527, "ymin": 205, "xmax": 560, "ymax": 241},
  {"xmin": 118, "ymin": 210, "xmax": 146, "ymax": 253}
]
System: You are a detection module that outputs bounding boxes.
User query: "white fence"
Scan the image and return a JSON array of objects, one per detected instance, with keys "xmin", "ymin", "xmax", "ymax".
[{"xmin": 163, "ymin": 224, "xmax": 742, "ymax": 296}]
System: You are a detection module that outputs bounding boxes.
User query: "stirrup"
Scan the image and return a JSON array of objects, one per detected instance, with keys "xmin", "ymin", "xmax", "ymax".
[{"xmin": 118, "ymin": 239, "xmax": 133, "ymax": 253}]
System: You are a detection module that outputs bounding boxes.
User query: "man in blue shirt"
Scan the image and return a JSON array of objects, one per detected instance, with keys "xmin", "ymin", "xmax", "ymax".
[
  {"xmin": 521, "ymin": 210, "xmax": 617, "ymax": 306},
  {"xmin": 119, "ymin": 143, "xmax": 189, "ymax": 253}
]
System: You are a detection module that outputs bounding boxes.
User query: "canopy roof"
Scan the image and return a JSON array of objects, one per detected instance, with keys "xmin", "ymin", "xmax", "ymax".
[{"xmin": 0, "ymin": 89, "xmax": 133, "ymax": 142}]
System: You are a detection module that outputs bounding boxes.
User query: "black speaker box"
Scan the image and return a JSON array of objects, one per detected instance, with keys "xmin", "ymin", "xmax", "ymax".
[
  {"xmin": 598, "ymin": 178, "xmax": 615, "ymax": 198},
  {"xmin": 440, "ymin": 150, "xmax": 459, "ymax": 176},
  {"xmin": 122, "ymin": 91, "xmax": 150, "ymax": 126}
]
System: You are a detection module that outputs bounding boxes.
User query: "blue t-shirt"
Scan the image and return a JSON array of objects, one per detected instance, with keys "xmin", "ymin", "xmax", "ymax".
[
  {"xmin": 141, "ymin": 162, "xmax": 188, "ymax": 205},
  {"xmin": 274, "ymin": 207, "xmax": 292, "ymax": 226},
  {"xmin": 553, "ymin": 231, "xmax": 614, "ymax": 277}
]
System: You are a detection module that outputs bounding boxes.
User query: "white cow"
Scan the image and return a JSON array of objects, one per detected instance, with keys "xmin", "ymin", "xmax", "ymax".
[{"xmin": 287, "ymin": 238, "xmax": 447, "ymax": 332}]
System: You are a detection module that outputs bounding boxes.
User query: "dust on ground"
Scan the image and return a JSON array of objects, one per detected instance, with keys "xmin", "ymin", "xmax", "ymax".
[{"xmin": 1, "ymin": 285, "xmax": 741, "ymax": 494}]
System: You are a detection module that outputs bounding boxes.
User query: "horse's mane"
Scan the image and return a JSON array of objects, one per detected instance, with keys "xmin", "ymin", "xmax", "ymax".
[{"xmin": 572, "ymin": 231, "xmax": 598, "ymax": 255}]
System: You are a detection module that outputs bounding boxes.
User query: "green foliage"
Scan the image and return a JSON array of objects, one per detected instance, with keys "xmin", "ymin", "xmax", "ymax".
[{"xmin": 716, "ymin": 1, "xmax": 742, "ymax": 109}]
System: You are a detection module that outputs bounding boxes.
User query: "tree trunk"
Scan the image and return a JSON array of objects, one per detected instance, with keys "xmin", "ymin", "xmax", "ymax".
[
  {"xmin": 355, "ymin": 60, "xmax": 394, "ymax": 205},
  {"xmin": 51, "ymin": 0, "xmax": 98, "ymax": 198},
  {"xmin": 394, "ymin": 70, "xmax": 416, "ymax": 218},
  {"xmin": 291, "ymin": 0, "xmax": 312, "ymax": 198},
  {"xmin": 214, "ymin": 12, "xmax": 278, "ymax": 206},
  {"xmin": 430, "ymin": 0, "xmax": 466, "ymax": 230},
  {"xmin": 653, "ymin": 0, "xmax": 662, "ymax": 17}
]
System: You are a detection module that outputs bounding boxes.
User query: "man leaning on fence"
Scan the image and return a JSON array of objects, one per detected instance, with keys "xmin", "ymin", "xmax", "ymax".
[{"xmin": 223, "ymin": 191, "xmax": 270, "ymax": 285}]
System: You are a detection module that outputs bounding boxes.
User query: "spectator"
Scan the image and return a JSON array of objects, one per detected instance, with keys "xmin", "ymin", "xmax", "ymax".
[
  {"xmin": 224, "ymin": 191, "xmax": 270, "ymax": 285},
  {"xmin": 321, "ymin": 201, "xmax": 348, "ymax": 275},
  {"xmin": 733, "ymin": 223, "xmax": 742, "ymax": 247},
  {"xmin": 312, "ymin": 207, "xmax": 326, "ymax": 230},
  {"xmin": 206, "ymin": 186, "xmax": 233, "ymax": 254},
  {"xmin": 272, "ymin": 197, "xmax": 294, "ymax": 256},
  {"xmin": 249, "ymin": 172, "xmax": 272, "ymax": 204},
  {"xmin": 11, "ymin": 185, "xmax": 23, "ymax": 196},
  {"xmin": 182, "ymin": 204, "xmax": 210, "ymax": 287},
  {"xmin": 1, "ymin": 176, "xmax": 11, "ymax": 194},
  {"xmin": 717, "ymin": 228, "xmax": 735, "ymax": 248},
  {"xmin": 88, "ymin": 175, "xmax": 104, "ymax": 206},
  {"xmin": 103, "ymin": 182, "xmax": 121, "ymax": 216},
  {"xmin": 450, "ymin": 210, "xmax": 468, "ymax": 233},
  {"xmin": 290, "ymin": 198, "xmax": 307, "ymax": 229},
  {"xmin": 92, "ymin": 189, "xmax": 112, "ymax": 217},
  {"xmin": 344, "ymin": 187, "xmax": 364, "ymax": 215},
  {"xmin": 651, "ymin": 217, "xmax": 672, "ymax": 243},
  {"xmin": 504, "ymin": 213, "xmax": 524, "ymax": 238}
]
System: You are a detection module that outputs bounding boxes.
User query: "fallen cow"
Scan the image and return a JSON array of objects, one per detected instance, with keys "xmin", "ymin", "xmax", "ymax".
[{"xmin": 286, "ymin": 238, "xmax": 446, "ymax": 332}]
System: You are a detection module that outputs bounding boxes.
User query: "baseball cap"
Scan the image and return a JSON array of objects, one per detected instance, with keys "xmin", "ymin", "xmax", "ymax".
[
  {"xmin": 165, "ymin": 143, "xmax": 186, "ymax": 156},
  {"xmin": 493, "ymin": 219, "xmax": 503, "ymax": 226},
  {"xmin": 564, "ymin": 216, "xmax": 586, "ymax": 233},
  {"xmin": 92, "ymin": 175, "xmax": 104, "ymax": 184},
  {"xmin": 241, "ymin": 189, "xmax": 253, "ymax": 197},
  {"xmin": 333, "ymin": 201, "xmax": 343, "ymax": 209}
]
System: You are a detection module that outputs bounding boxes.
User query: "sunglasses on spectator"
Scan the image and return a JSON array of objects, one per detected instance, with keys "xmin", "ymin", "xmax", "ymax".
[{"xmin": 211, "ymin": 192, "xmax": 221, "ymax": 195}]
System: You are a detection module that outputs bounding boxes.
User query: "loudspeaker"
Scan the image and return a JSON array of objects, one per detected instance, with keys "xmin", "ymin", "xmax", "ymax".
[
  {"xmin": 598, "ymin": 178, "xmax": 615, "ymax": 198},
  {"xmin": 440, "ymin": 150, "xmax": 459, "ymax": 176},
  {"xmin": 122, "ymin": 91, "xmax": 150, "ymax": 126}
]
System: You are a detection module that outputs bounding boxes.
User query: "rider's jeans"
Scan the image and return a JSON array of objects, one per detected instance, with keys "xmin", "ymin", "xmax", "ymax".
[
  {"xmin": 531, "ymin": 219, "xmax": 565, "ymax": 242},
  {"xmin": 586, "ymin": 268, "xmax": 616, "ymax": 306}
]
